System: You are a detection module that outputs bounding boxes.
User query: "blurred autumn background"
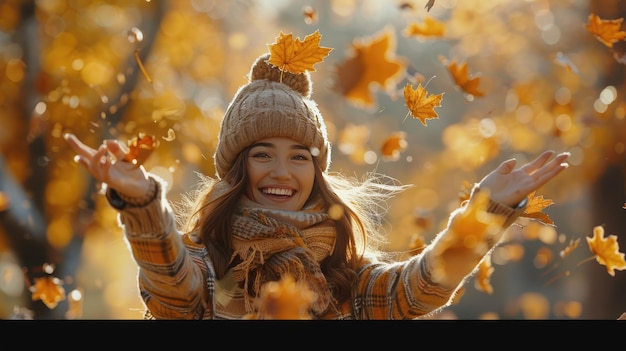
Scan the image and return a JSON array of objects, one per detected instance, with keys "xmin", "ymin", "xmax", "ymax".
[{"xmin": 1, "ymin": 0, "xmax": 625, "ymax": 320}]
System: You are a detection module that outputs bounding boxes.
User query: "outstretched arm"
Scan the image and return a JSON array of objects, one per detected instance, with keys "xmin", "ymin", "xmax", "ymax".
[
  {"xmin": 476, "ymin": 150, "xmax": 570, "ymax": 207},
  {"xmin": 64, "ymin": 133, "xmax": 152, "ymax": 198}
]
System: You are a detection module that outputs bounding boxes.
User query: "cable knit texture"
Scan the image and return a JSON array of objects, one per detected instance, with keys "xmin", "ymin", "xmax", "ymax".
[{"xmin": 213, "ymin": 53, "xmax": 331, "ymax": 179}]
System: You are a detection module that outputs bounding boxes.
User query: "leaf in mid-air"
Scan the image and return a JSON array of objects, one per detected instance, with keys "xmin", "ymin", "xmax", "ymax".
[
  {"xmin": 124, "ymin": 133, "xmax": 160, "ymax": 166},
  {"xmin": 267, "ymin": 30, "xmax": 332, "ymax": 74},
  {"xmin": 586, "ymin": 225, "xmax": 626, "ymax": 276},
  {"xmin": 443, "ymin": 58, "xmax": 484, "ymax": 97},
  {"xmin": 334, "ymin": 26, "xmax": 406, "ymax": 110},
  {"xmin": 521, "ymin": 192, "xmax": 555, "ymax": 226},
  {"xmin": 403, "ymin": 16, "xmax": 445, "ymax": 38},
  {"xmin": 585, "ymin": 14, "xmax": 626, "ymax": 48},
  {"xmin": 381, "ymin": 131, "xmax": 408, "ymax": 161},
  {"xmin": 403, "ymin": 83, "xmax": 443, "ymax": 126},
  {"xmin": 31, "ymin": 276, "xmax": 66, "ymax": 309}
]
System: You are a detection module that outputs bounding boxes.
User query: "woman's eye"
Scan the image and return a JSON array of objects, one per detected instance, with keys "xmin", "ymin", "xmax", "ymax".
[
  {"xmin": 293, "ymin": 154, "xmax": 310, "ymax": 161},
  {"xmin": 251, "ymin": 152, "xmax": 270, "ymax": 159}
]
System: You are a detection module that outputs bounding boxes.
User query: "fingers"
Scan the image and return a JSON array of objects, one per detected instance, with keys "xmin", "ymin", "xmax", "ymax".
[
  {"xmin": 496, "ymin": 158, "xmax": 517, "ymax": 175},
  {"xmin": 520, "ymin": 150, "xmax": 555, "ymax": 174}
]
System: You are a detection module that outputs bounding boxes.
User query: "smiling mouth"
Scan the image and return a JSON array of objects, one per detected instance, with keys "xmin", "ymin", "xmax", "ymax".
[{"xmin": 261, "ymin": 187, "xmax": 294, "ymax": 197}]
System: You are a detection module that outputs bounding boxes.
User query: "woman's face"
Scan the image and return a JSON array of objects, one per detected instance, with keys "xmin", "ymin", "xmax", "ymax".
[{"xmin": 246, "ymin": 137, "xmax": 315, "ymax": 211}]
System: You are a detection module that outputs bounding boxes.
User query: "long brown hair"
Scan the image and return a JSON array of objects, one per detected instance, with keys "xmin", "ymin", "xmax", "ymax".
[{"xmin": 179, "ymin": 148, "xmax": 408, "ymax": 305}]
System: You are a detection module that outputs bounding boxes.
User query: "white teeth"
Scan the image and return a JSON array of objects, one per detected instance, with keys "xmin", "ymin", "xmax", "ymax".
[{"xmin": 262, "ymin": 188, "xmax": 293, "ymax": 196}]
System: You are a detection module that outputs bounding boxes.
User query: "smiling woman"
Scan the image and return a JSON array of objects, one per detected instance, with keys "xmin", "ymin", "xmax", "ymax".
[{"xmin": 64, "ymin": 48, "xmax": 569, "ymax": 320}]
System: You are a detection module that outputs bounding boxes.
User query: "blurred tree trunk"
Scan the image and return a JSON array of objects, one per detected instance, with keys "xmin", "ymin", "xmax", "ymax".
[
  {"xmin": 585, "ymin": 0, "xmax": 626, "ymax": 319},
  {"xmin": 0, "ymin": 0, "xmax": 164, "ymax": 319}
]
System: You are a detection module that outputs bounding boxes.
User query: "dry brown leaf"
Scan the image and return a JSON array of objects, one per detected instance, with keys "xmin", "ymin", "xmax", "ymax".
[
  {"xmin": 585, "ymin": 14, "xmax": 626, "ymax": 48},
  {"xmin": 586, "ymin": 225, "xmax": 626, "ymax": 276},
  {"xmin": 267, "ymin": 30, "xmax": 332, "ymax": 74},
  {"xmin": 403, "ymin": 83, "xmax": 443, "ymax": 126}
]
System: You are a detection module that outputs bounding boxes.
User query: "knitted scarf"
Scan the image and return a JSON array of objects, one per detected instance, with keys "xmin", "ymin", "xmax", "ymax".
[{"xmin": 230, "ymin": 195, "xmax": 337, "ymax": 316}]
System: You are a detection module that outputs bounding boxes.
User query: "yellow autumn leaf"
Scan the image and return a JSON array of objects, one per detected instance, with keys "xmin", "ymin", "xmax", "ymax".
[
  {"xmin": 586, "ymin": 225, "xmax": 626, "ymax": 276},
  {"xmin": 404, "ymin": 83, "xmax": 443, "ymax": 126},
  {"xmin": 31, "ymin": 276, "xmax": 66, "ymax": 309},
  {"xmin": 475, "ymin": 256, "xmax": 494, "ymax": 295},
  {"xmin": 267, "ymin": 30, "xmax": 332, "ymax": 74}
]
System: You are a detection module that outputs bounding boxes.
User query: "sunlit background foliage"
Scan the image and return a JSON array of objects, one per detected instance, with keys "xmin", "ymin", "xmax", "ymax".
[{"xmin": 0, "ymin": 0, "xmax": 625, "ymax": 319}]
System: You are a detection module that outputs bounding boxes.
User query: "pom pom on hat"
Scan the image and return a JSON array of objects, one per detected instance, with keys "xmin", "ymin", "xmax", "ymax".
[{"xmin": 213, "ymin": 54, "xmax": 331, "ymax": 179}]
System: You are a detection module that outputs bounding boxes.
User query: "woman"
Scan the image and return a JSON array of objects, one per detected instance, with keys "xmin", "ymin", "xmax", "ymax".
[{"xmin": 64, "ymin": 53, "xmax": 570, "ymax": 319}]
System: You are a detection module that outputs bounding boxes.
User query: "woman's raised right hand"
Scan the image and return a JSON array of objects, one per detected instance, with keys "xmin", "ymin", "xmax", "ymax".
[{"xmin": 64, "ymin": 133, "xmax": 152, "ymax": 198}]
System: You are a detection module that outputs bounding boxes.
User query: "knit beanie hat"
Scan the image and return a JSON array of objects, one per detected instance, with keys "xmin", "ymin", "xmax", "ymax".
[{"xmin": 214, "ymin": 53, "xmax": 331, "ymax": 179}]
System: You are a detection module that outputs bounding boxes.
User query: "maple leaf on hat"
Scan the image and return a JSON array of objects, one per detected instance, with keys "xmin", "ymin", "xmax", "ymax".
[
  {"xmin": 585, "ymin": 225, "xmax": 626, "ymax": 276},
  {"xmin": 403, "ymin": 83, "xmax": 443, "ymax": 126},
  {"xmin": 333, "ymin": 26, "xmax": 406, "ymax": 110},
  {"xmin": 585, "ymin": 13, "xmax": 626, "ymax": 48},
  {"xmin": 267, "ymin": 30, "xmax": 332, "ymax": 74}
]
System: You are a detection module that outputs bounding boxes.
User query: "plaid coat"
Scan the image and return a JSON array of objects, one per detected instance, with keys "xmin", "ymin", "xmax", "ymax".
[{"xmin": 116, "ymin": 177, "xmax": 525, "ymax": 320}]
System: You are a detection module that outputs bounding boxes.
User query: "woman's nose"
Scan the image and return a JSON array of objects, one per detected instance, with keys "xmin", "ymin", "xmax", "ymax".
[{"xmin": 270, "ymin": 160, "xmax": 291, "ymax": 179}]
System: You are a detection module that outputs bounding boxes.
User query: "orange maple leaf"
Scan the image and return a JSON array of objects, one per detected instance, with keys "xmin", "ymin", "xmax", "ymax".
[
  {"xmin": 586, "ymin": 225, "xmax": 626, "ymax": 276},
  {"xmin": 124, "ymin": 132, "xmax": 159, "ymax": 166},
  {"xmin": 585, "ymin": 14, "xmax": 626, "ymax": 48},
  {"xmin": 520, "ymin": 191, "xmax": 555, "ymax": 225},
  {"xmin": 442, "ymin": 57, "xmax": 484, "ymax": 97},
  {"xmin": 252, "ymin": 274, "xmax": 316, "ymax": 320},
  {"xmin": 267, "ymin": 30, "xmax": 332, "ymax": 74},
  {"xmin": 381, "ymin": 131, "xmax": 408, "ymax": 161},
  {"xmin": 334, "ymin": 26, "xmax": 406, "ymax": 110},
  {"xmin": 403, "ymin": 83, "xmax": 443, "ymax": 126},
  {"xmin": 474, "ymin": 257, "xmax": 494, "ymax": 295},
  {"xmin": 403, "ymin": 16, "xmax": 445, "ymax": 38},
  {"xmin": 31, "ymin": 276, "xmax": 66, "ymax": 309}
]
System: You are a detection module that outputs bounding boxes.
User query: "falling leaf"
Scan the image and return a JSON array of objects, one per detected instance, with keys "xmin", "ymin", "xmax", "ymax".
[
  {"xmin": 586, "ymin": 225, "xmax": 626, "ymax": 276},
  {"xmin": 334, "ymin": 26, "xmax": 406, "ymax": 109},
  {"xmin": 267, "ymin": 30, "xmax": 332, "ymax": 74},
  {"xmin": 585, "ymin": 14, "xmax": 626, "ymax": 48},
  {"xmin": 474, "ymin": 257, "xmax": 494, "ymax": 295},
  {"xmin": 521, "ymin": 192, "xmax": 555, "ymax": 225},
  {"xmin": 381, "ymin": 131, "xmax": 408, "ymax": 160},
  {"xmin": 441, "ymin": 57, "xmax": 484, "ymax": 97},
  {"xmin": 553, "ymin": 51, "xmax": 579, "ymax": 74},
  {"xmin": 403, "ymin": 83, "xmax": 443, "ymax": 126},
  {"xmin": 425, "ymin": 0, "xmax": 436, "ymax": 11},
  {"xmin": 253, "ymin": 274, "xmax": 316, "ymax": 320},
  {"xmin": 31, "ymin": 276, "xmax": 66, "ymax": 309},
  {"xmin": 124, "ymin": 132, "xmax": 160, "ymax": 165},
  {"xmin": 403, "ymin": 17, "xmax": 445, "ymax": 38},
  {"xmin": 302, "ymin": 5, "xmax": 318, "ymax": 24},
  {"xmin": 162, "ymin": 128, "xmax": 176, "ymax": 142},
  {"xmin": 560, "ymin": 238, "xmax": 581, "ymax": 259}
]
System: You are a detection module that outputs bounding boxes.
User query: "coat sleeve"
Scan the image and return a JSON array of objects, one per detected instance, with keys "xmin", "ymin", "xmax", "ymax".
[
  {"xmin": 351, "ymin": 185, "xmax": 527, "ymax": 320},
  {"xmin": 114, "ymin": 176, "xmax": 209, "ymax": 319}
]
